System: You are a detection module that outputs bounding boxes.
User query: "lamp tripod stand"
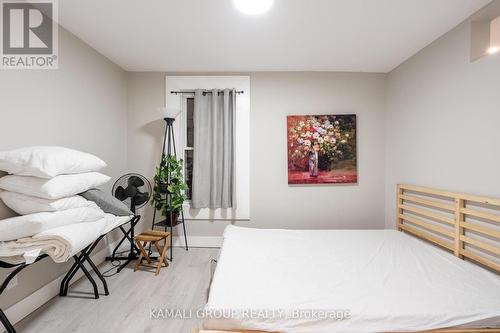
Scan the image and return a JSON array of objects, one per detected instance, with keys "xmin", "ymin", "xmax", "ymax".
[{"xmin": 151, "ymin": 117, "xmax": 189, "ymax": 261}]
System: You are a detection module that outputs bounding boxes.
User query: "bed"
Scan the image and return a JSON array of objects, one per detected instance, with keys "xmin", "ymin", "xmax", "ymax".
[{"xmin": 200, "ymin": 185, "xmax": 500, "ymax": 333}]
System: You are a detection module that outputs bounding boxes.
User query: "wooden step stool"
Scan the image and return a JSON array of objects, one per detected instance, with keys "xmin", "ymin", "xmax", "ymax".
[{"xmin": 134, "ymin": 230, "xmax": 171, "ymax": 276}]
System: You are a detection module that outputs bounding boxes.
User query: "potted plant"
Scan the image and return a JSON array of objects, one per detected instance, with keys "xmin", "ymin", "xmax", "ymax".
[{"xmin": 151, "ymin": 155, "xmax": 188, "ymax": 226}]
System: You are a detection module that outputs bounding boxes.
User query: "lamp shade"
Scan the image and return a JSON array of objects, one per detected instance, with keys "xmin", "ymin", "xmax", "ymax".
[{"xmin": 158, "ymin": 107, "xmax": 181, "ymax": 119}]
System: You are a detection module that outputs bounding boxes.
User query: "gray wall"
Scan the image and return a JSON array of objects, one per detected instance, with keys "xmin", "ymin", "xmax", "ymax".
[
  {"xmin": 127, "ymin": 72, "xmax": 387, "ymax": 236},
  {"xmin": 385, "ymin": 1, "xmax": 500, "ymax": 228},
  {"xmin": 0, "ymin": 27, "xmax": 128, "ymax": 309},
  {"xmin": 126, "ymin": 73, "xmax": 166, "ymax": 234}
]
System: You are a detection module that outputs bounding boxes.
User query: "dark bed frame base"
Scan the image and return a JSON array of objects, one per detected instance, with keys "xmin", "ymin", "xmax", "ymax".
[
  {"xmin": 0, "ymin": 236, "xmax": 108, "ymax": 333},
  {"xmin": 0, "ymin": 254, "xmax": 47, "ymax": 333},
  {"xmin": 105, "ymin": 215, "xmax": 141, "ymax": 273},
  {"xmin": 59, "ymin": 235, "xmax": 108, "ymax": 299}
]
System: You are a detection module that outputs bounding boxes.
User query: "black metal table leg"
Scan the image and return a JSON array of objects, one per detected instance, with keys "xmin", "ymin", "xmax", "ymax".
[
  {"xmin": 59, "ymin": 261, "xmax": 77, "ymax": 296},
  {"xmin": 0, "ymin": 255, "xmax": 48, "ymax": 333},
  {"xmin": 81, "ymin": 252, "xmax": 108, "ymax": 296},
  {"xmin": 60, "ymin": 242, "xmax": 95, "ymax": 296},
  {"xmin": 110, "ymin": 226, "xmax": 129, "ymax": 257},
  {"xmin": 0, "ymin": 265, "xmax": 27, "ymax": 295},
  {"xmin": 106, "ymin": 216, "xmax": 141, "ymax": 265},
  {"xmin": 0, "ymin": 308, "xmax": 16, "ymax": 333},
  {"xmin": 59, "ymin": 250, "xmax": 87, "ymax": 296},
  {"xmin": 60, "ymin": 236, "xmax": 107, "ymax": 297},
  {"xmin": 72, "ymin": 255, "xmax": 99, "ymax": 299},
  {"xmin": 112, "ymin": 224, "xmax": 139, "ymax": 257}
]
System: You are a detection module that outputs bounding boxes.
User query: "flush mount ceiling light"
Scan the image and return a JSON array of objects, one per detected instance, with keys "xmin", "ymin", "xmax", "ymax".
[{"xmin": 234, "ymin": 0, "xmax": 274, "ymax": 15}]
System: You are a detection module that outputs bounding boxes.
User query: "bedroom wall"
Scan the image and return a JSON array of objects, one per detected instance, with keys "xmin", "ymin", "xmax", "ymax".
[
  {"xmin": 0, "ymin": 26, "xmax": 128, "ymax": 309},
  {"xmin": 385, "ymin": 1, "xmax": 500, "ymax": 228},
  {"xmin": 127, "ymin": 72, "xmax": 387, "ymax": 237}
]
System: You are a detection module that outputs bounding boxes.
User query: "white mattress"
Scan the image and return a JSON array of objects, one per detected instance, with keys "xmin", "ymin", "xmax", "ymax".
[{"xmin": 204, "ymin": 226, "xmax": 500, "ymax": 333}]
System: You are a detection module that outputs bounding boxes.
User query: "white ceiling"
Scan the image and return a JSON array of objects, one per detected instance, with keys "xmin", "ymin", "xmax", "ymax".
[{"xmin": 58, "ymin": 0, "xmax": 491, "ymax": 73}]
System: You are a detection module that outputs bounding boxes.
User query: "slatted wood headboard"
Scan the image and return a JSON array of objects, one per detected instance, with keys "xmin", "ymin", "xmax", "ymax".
[{"xmin": 397, "ymin": 184, "xmax": 500, "ymax": 273}]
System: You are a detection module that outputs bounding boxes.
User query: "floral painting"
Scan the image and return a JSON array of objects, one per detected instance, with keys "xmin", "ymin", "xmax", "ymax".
[{"xmin": 287, "ymin": 114, "xmax": 357, "ymax": 184}]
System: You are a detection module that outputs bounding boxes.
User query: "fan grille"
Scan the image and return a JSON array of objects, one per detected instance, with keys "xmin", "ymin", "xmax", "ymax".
[{"xmin": 112, "ymin": 173, "xmax": 152, "ymax": 210}]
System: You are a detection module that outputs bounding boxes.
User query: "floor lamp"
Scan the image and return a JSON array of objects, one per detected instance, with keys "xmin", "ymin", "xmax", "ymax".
[{"xmin": 151, "ymin": 108, "xmax": 189, "ymax": 261}]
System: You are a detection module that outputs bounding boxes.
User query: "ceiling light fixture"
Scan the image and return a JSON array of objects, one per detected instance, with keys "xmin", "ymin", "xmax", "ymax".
[{"xmin": 234, "ymin": 0, "xmax": 273, "ymax": 15}]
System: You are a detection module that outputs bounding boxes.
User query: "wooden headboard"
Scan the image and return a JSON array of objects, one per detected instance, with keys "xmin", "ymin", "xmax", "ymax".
[{"xmin": 397, "ymin": 184, "xmax": 500, "ymax": 273}]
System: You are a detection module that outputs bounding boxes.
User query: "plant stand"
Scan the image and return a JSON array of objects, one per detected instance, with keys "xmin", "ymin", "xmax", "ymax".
[{"xmin": 150, "ymin": 117, "xmax": 189, "ymax": 261}]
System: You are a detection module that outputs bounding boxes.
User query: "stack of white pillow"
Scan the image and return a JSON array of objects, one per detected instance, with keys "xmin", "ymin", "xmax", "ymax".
[{"xmin": 0, "ymin": 146, "xmax": 110, "ymax": 242}]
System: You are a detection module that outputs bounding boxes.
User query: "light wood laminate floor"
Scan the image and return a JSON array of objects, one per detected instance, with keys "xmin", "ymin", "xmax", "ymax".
[{"xmin": 15, "ymin": 247, "xmax": 219, "ymax": 333}]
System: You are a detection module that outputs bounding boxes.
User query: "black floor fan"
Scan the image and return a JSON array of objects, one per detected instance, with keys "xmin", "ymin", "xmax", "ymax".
[{"xmin": 105, "ymin": 174, "xmax": 151, "ymax": 272}]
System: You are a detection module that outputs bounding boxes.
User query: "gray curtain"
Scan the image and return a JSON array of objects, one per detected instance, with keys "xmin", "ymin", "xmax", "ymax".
[{"xmin": 192, "ymin": 89, "xmax": 236, "ymax": 209}]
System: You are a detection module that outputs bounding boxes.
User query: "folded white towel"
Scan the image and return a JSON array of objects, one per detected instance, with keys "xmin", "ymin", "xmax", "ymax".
[{"xmin": 0, "ymin": 214, "xmax": 132, "ymax": 264}]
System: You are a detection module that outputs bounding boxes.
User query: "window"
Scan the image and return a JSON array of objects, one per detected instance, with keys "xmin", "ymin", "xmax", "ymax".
[
  {"xmin": 184, "ymin": 97, "xmax": 194, "ymax": 200},
  {"xmin": 166, "ymin": 75, "xmax": 250, "ymax": 220}
]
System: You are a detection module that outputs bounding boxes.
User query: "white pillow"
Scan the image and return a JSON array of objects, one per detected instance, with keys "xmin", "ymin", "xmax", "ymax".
[
  {"xmin": 0, "ymin": 207, "xmax": 104, "ymax": 241},
  {"xmin": 0, "ymin": 172, "xmax": 110, "ymax": 199},
  {"xmin": 0, "ymin": 191, "xmax": 95, "ymax": 215},
  {"xmin": 0, "ymin": 146, "xmax": 106, "ymax": 178}
]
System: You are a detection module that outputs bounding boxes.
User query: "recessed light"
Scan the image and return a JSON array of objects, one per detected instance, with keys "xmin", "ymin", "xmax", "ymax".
[
  {"xmin": 488, "ymin": 46, "xmax": 500, "ymax": 54},
  {"xmin": 234, "ymin": 0, "xmax": 273, "ymax": 15}
]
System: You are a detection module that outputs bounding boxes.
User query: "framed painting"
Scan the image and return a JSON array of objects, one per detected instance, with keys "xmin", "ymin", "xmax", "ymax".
[{"xmin": 287, "ymin": 114, "xmax": 357, "ymax": 184}]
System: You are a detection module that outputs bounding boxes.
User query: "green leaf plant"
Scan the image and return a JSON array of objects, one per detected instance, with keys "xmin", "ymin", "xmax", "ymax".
[{"xmin": 151, "ymin": 155, "xmax": 188, "ymax": 219}]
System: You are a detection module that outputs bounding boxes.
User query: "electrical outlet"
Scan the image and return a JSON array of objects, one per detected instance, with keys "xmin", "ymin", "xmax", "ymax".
[{"xmin": 5, "ymin": 276, "xmax": 18, "ymax": 290}]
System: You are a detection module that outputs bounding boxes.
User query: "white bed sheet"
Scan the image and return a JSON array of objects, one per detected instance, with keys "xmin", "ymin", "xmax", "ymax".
[{"xmin": 204, "ymin": 226, "xmax": 500, "ymax": 333}]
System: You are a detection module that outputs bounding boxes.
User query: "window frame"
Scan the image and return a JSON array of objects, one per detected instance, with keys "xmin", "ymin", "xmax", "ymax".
[{"xmin": 180, "ymin": 94, "xmax": 195, "ymax": 202}]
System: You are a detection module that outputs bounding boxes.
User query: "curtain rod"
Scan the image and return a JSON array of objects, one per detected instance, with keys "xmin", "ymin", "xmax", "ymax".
[{"xmin": 170, "ymin": 90, "xmax": 244, "ymax": 95}]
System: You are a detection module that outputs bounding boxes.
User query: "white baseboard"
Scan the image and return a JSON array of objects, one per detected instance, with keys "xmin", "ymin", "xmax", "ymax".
[
  {"xmin": 172, "ymin": 235, "xmax": 222, "ymax": 248},
  {"xmin": 1, "ymin": 235, "xmax": 221, "ymax": 332}
]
